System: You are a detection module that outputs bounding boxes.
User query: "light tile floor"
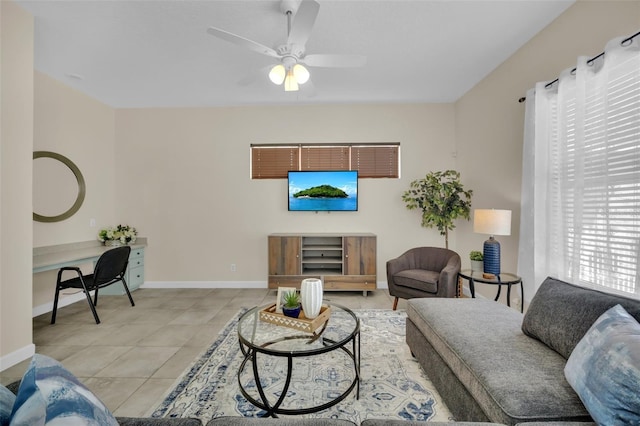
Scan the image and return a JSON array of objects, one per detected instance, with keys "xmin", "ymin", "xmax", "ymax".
[{"xmin": 0, "ymin": 288, "xmax": 399, "ymax": 418}]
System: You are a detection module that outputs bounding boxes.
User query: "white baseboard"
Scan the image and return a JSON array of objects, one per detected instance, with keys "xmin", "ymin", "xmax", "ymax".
[
  {"xmin": 32, "ymin": 291, "xmax": 95, "ymax": 318},
  {"xmin": 141, "ymin": 281, "xmax": 267, "ymax": 289},
  {"xmin": 31, "ymin": 281, "xmax": 389, "ymax": 319},
  {"xmin": 142, "ymin": 281, "xmax": 390, "ymax": 291},
  {"xmin": 0, "ymin": 343, "xmax": 35, "ymax": 372}
]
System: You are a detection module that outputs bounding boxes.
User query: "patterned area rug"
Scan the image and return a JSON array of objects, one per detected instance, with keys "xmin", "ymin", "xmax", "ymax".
[{"xmin": 150, "ymin": 308, "xmax": 452, "ymax": 424}]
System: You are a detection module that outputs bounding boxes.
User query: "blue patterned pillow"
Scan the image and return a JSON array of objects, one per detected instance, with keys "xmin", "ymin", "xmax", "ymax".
[
  {"xmin": 9, "ymin": 354, "xmax": 118, "ymax": 426},
  {"xmin": 0, "ymin": 385, "xmax": 15, "ymax": 426},
  {"xmin": 565, "ymin": 304, "xmax": 640, "ymax": 425}
]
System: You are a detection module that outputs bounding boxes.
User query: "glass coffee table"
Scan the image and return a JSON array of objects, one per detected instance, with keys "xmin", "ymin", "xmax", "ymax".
[{"xmin": 237, "ymin": 303, "xmax": 360, "ymax": 417}]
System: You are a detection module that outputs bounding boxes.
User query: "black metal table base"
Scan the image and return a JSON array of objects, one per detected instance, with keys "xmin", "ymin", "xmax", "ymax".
[
  {"xmin": 461, "ymin": 271, "xmax": 524, "ymax": 313},
  {"xmin": 238, "ymin": 331, "xmax": 361, "ymax": 417}
]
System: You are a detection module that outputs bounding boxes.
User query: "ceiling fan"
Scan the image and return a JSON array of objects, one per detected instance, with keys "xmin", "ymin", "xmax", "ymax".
[{"xmin": 206, "ymin": 0, "xmax": 366, "ymax": 92}]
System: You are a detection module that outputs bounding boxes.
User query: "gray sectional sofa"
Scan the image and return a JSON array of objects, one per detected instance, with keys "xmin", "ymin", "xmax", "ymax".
[{"xmin": 406, "ymin": 276, "xmax": 640, "ymax": 425}]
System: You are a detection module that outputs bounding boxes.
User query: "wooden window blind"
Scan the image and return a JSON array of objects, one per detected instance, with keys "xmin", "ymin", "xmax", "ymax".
[
  {"xmin": 251, "ymin": 146, "xmax": 299, "ymax": 179},
  {"xmin": 351, "ymin": 145, "xmax": 399, "ymax": 178},
  {"xmin": 300, "ymin": 146, "xmax": 349, "ymax": 171},
  {"xmin": 251, "ymin": 143, "xmax": 400, "ymax": 179}
]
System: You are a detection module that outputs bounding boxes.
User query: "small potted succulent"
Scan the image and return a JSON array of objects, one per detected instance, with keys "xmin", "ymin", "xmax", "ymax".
[
  {"xmin": 281, "ymin": 290, "xmax": 302, "ymax": 318},
  {"xmin": 470, "ymin": 250, "xmax": 484, "ymax": 273}
]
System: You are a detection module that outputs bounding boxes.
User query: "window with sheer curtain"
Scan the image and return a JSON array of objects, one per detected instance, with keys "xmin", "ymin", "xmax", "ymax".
[
  {"xmin": 250, "ymin": 143, "xmax": 400, "ymax": 179},
  {"xmin": 519, "ymin": 33, "xmax": 640, "ymax": 299}
]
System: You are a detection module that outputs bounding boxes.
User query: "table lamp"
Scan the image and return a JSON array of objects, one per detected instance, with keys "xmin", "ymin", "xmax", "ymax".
[{"xmin": 473, "ymin": 209, "xmax": 512, "ymax": 275}]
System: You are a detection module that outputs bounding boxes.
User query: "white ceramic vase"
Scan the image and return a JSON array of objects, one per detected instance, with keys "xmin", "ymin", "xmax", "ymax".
[
  {"xmin": 471, "ymin": 260, "xmax": 484, "ymax": 273},
  {"xmin": 300, "ymin": 278, "xmax": 323, "ymax": 319}
]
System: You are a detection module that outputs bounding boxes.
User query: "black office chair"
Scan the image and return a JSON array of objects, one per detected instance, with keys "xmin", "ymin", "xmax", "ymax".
[{"xmin": 51, "ymin": 246, "xmax": 135, "ymax": 324}]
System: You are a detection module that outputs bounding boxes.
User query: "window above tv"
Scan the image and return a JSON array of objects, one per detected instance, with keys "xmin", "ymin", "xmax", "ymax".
[{"xmin": 250, "ymin": 143, "xmax": 400, "ymax": 179}]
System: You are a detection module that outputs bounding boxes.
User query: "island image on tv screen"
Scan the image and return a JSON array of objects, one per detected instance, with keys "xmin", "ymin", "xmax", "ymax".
[{"xmin": 288, "ymin": 170, "xmax": 358, "ymax": 211}]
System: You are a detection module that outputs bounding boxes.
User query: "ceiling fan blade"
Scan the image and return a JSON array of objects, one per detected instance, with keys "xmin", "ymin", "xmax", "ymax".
[
  {"xmin": 207, "ymin": 27, "xmax": 280, "ymax": 59},
  {"xmin": 304, "ymin": 54, "xmax": 367, "ymax": 68},
  {"xmin": 287, "ymin": 0, "xmax": 320, "ymax": 47}
]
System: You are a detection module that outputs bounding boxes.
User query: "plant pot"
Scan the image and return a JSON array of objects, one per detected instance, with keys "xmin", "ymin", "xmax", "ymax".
[
  {"xmin": 301, "ymin": 278, "xmax": 323, "ymax": 319},
  {"xmin": 105, "ymin": 240, "xmax": 123, "ymax": 247},
  {"xmin": 471, "ymin": 260, "xmax": 484, "ymax": 273},
  {"xmin": 282, "ymin": 305, "xmax": 301, "ymax": 318}
]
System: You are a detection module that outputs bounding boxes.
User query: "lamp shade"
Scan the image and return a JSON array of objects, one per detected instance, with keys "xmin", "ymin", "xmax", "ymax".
[
  {"xmin": 269, "ymin": 64, "xmax": 286, "ymax": 85},
  {"xmin": 473, "ymin": 209, "xmax": 512, "ymax": 236},
  {"xmin": 293, "ymin": 64, "xmax": 310, "ymax": 84},
  {"xmin": 284, "ymin": 69, "xmax": 299, "ymax": 92}
]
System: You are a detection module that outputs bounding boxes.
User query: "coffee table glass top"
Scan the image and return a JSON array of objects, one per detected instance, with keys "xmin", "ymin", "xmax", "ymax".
[{"xmin": 238, "ymin": 303, "xmax": 359, "ymax": 355}]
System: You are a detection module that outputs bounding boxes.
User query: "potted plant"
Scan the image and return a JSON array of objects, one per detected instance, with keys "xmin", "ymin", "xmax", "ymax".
[
  {"xmin": 470, "ymin": 250, "xmax": 484, "ymax": 273},
  {"xmin": 98, "ymin": 224, "xmax": 137, "ymax": 246},
  {"xmin": 281, "ymin": 290, "xmax": 302, "ymax": 318},
  {"xmin": 402, "ymin": 170, "xmax": 473, "ymax": 249}
]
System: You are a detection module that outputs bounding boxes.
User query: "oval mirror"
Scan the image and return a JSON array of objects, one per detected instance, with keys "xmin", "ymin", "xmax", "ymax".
[{"xmin": 33, "ymin": 151, "xmax": 86, "ymax": 223}]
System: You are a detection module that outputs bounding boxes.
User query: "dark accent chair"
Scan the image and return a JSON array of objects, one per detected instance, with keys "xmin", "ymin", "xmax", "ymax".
[
  {"xmin": 51, "ymin": 246, "xmax": 135, "ymax": 324},
  {"xmin": 386, "ymin": 246, "xmax": 461, "ymax": 310}
]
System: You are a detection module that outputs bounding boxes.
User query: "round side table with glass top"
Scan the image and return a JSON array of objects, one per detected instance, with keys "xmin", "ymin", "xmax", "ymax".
[
  {"xmin": 458, "ymin": 269, "xmax": 524, "ymax": 313},
  {"xmin": 236, "ymin": 302, "xmax": 360, "ymax": 417}
]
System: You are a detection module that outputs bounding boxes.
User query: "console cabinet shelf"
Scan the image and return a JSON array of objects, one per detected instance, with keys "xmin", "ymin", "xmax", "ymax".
[{"xmin": 268, "ymin": 233, "xmax": 376, "ymax": 292}]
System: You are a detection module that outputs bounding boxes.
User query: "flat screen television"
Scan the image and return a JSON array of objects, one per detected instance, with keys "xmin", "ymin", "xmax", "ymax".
[{"xmin": 288, "ymin": 170, "xmax": 358, "ymax": 212}]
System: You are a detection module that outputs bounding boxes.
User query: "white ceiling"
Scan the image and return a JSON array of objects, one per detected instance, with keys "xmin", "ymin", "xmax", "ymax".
[{"xmin": 17, "ymin": 0, "xmax": 574, "ymax": 108}]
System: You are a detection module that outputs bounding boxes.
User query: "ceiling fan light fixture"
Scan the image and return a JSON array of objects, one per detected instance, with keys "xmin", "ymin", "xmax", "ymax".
[
  {"xmin": 284, "ymin": 69, "xmax": 299, "ymax": 91},
  {"xmin": 268, "ymin": 64, "xmax": 286, "ymax": 85},
  {"xmin": 293, "ymin": 64, "xmax": 310, "ymax": 84}
]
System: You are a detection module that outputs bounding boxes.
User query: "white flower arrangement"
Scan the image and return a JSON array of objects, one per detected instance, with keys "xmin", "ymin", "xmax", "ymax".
[{"xmin": 97, "ymin": 224, "xmax": 137, "ymax": 244}]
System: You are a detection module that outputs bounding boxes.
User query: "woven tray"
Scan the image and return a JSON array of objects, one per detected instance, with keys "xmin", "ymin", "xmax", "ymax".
[{"xmin": 259, "ymin": 303, "xmax": 331, "ymax": 333}]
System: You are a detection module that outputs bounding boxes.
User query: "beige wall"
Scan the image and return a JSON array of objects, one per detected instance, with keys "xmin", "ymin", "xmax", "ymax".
[
  {"xmin": 114, "ymin": 104, "xmax": 457, "ymax": 284},
  {"xmin": 31, "ymin": 72, "xmax": 117, "ymax": 313},
  {"xmin": 0, "ymin": 1, "xmax": 35, "ymax": 369},
  {"xmin": 454, "ymin": 0, "xmax": 640, "ymax": 304},
  {"xmin": 33, "ymin": 72, "xmax": 117, "ymax": 247}
]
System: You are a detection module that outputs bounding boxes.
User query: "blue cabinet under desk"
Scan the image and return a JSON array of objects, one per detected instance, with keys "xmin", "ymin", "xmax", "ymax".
[{"xmin": 100, "ymin": 247, "xmax": 145, "ymax": 295}]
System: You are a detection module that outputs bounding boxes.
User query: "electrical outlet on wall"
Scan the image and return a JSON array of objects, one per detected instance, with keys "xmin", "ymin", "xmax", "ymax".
[
  {"xmin": 89, "ymin": 218, "xmax": 96, "ymax": 227},
  {"xmin": 230, "ymin": 263, "xmax": 237, "ymax": 272}
]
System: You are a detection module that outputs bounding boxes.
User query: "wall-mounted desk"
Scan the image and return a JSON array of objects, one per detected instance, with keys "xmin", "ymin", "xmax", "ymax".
[{"xmin": 33, "ymin": 239, "xmax": 147, "ymax": 293}]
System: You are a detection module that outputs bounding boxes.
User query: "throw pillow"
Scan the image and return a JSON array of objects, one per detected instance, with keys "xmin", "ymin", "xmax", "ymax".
[
  {"xmin": 564, "ymin": 304, "xmax": 640, "ymax": 425},
  {"xmin": 9, "ymin": 354, "xmax": 118, "ymax": 426},
  {"xmin": 0, "ymin": 385, "xmax": 15, "ymax": 426},
  {"xmin": 522, "ymin": 276, "xmax": 640, "ymax": 359}
]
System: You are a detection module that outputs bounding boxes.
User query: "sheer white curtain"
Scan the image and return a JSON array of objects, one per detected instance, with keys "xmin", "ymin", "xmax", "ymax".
[{"xmin": 519, "ymin": 34, "xmax": 640, "ymax": 300}]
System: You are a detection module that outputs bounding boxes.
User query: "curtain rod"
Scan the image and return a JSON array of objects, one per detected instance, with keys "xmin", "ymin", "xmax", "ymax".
[{"xmin": 517, "ymin": 30, "xmax": 640, "ymax": 103}]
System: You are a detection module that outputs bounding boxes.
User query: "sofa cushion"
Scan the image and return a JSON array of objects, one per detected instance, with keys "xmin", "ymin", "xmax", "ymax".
[
  {"xmin": 407, "ymin": 297, "xmax": 591, "ymax": 425},
  {"xmin": 0, "ymin": 385, "xmax": 15, "ymax": 426},
  {"xmin": 565, "ymin": 304, "xmax": 640, "ymax": 425},
  {"xmin": 393, "ymin": 269, "xmax": 439, "ymax": 293},
  {"xmin": 10, "ymin": 354, "xmax": 118, "ymax": 426},
  {"xmin": 522, "ymin": 277, "xmax": 640, "ymax": 360},
  {"xmin": 361, "ymin": 421, "xmax": 500, "ymax": 426}
]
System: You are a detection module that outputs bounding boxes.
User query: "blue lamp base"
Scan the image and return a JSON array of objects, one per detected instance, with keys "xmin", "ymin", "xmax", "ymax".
[{"xmin": 483, "ymin": 236, "xmax": 501, "ymax": 275}]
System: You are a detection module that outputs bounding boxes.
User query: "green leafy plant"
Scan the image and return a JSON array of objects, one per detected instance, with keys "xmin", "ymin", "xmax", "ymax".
[
  {"xmin": 402, "ymin": 170, "xmax": 473, "ymax": 249},
  {"xmin": 282, "ymin": 290, "xmax": 300, "ymax": 308},
  {"xmin": 470, "ymin": 251, "xmax": 483, "ymax": 261}
]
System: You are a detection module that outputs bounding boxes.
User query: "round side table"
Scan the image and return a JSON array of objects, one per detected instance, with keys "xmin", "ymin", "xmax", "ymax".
[{"xmin": 458, "ymin": 269, "xmax": 524, "ymax": 313}]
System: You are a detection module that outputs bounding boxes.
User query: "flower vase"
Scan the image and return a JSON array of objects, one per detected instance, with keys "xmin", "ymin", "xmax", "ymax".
[
  {"xmin": 301, "ymin": 278, "xmax": 323, "ymax": 319},
  {"xmin": 105, "ymin": 240, "xmax": 123, "ymax": 247}
]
